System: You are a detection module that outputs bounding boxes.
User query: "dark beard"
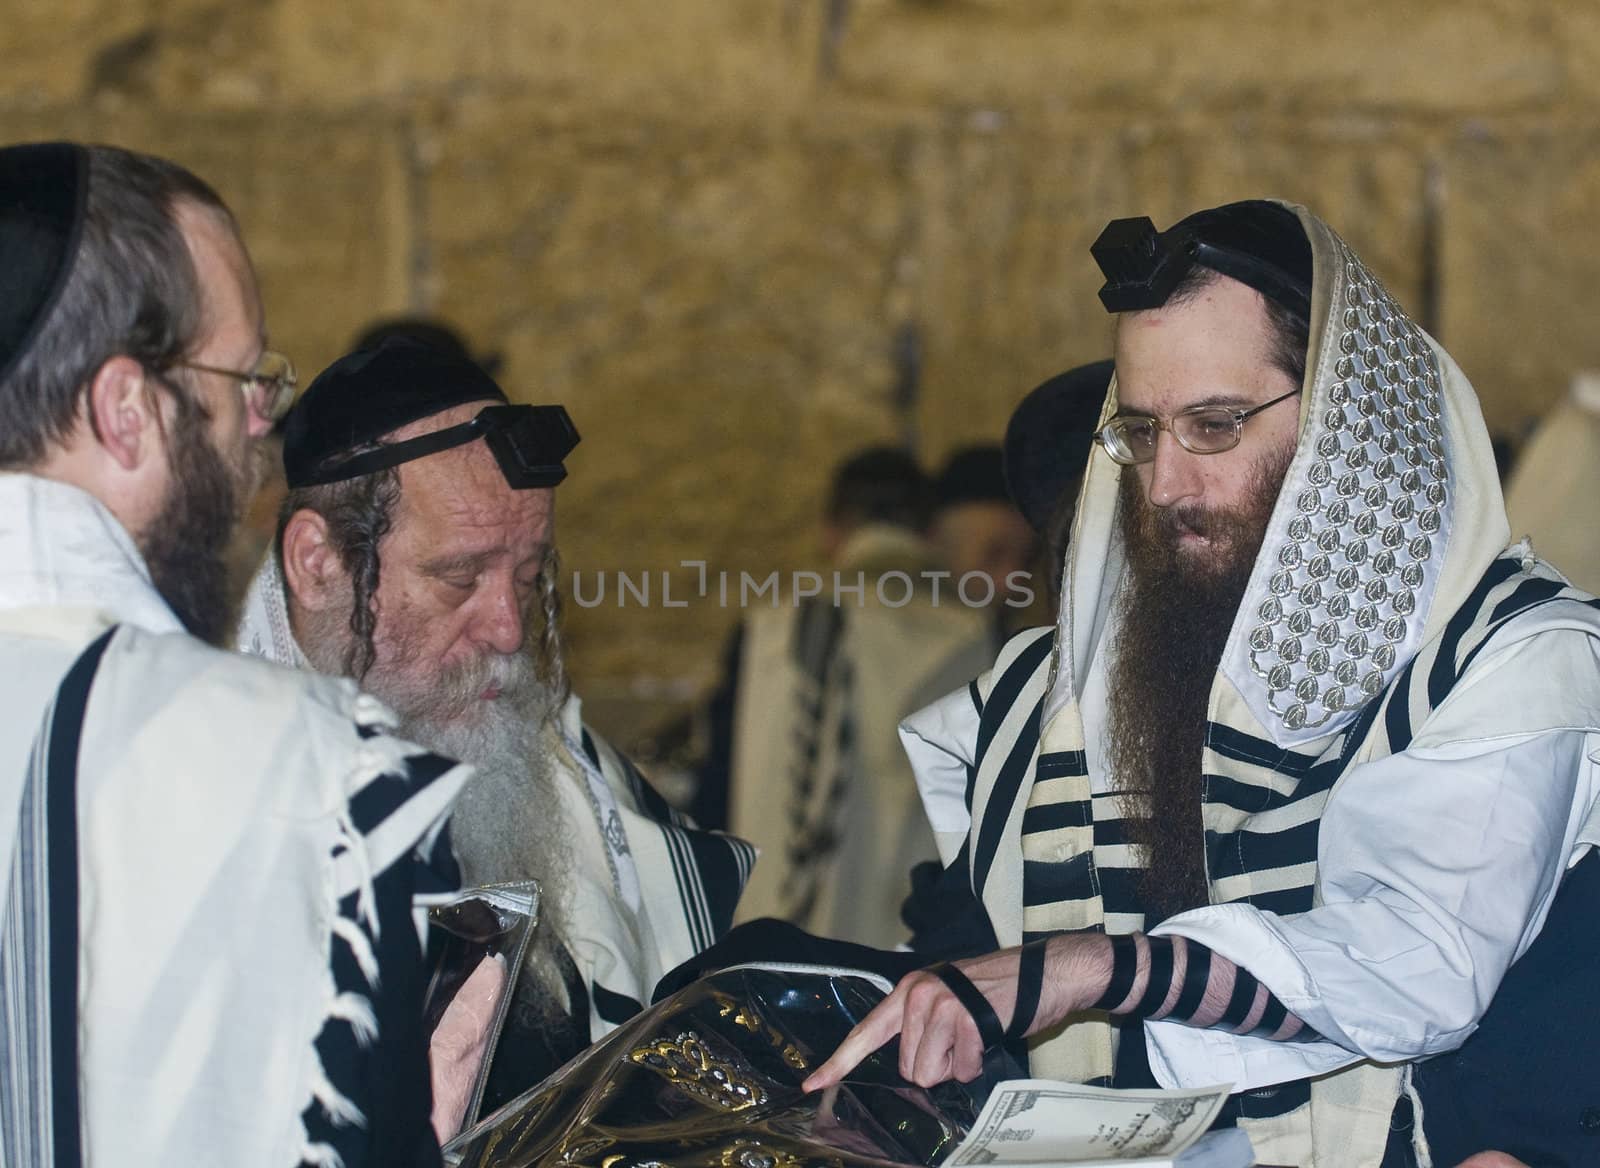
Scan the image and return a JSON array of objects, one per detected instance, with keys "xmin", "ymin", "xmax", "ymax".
[
  {"xmin": 140, "ymin": 408, "xmax": 243, "ymax": 646},
  {"xmin": 1105, "ymin": 447, "xmax": 1292, "ymax": 921}
]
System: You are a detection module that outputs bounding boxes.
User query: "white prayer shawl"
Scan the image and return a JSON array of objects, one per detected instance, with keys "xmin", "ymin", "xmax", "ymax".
[
  {"xmin": 237, "ymin": 551, "xmax": 755, "ymax": 1041},
  {"xmin": 0, "ymin": 472, "xmax": 469, "ymax": 1168},
  {"xmin": 936, "ymin": 208, "xmax": 1600, "ymax": 1166}
]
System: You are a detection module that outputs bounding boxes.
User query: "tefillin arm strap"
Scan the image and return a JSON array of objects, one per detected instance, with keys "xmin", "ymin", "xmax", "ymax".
[
  {"xmin": 926, "ymin": 935, "xmax": 1053, "ymax": 1054},
  {"xmin": 1089, "ymin": 934, "xmax": 1322, "ymax": 1042}
]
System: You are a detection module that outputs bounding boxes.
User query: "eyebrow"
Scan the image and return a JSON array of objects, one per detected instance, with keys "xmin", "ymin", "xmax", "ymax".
[
  {"xmin": 419, "ymin": 552, "xmax": 491, "ymax": 578},
  {"xmin": 1113, "ymin": 391, "xmax": 1258, "ymax": 418},
  {"xmin": 419, "ymin": 544, "xmax": 550, "ymax": 579}
]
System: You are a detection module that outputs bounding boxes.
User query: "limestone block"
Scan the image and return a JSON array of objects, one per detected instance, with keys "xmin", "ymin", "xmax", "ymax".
[
  {"xmin": 914, "ymin": 123, "xmax": 1137, "ymax": 465},
  {"xmin": 2, "ymin": 0, "xmax": 158, "ymax": 104},
  {"xmin": 1440, "ymin": 129, "xmax": 1600, "ymax": 440},
  {"xmin": 272, "ymin": 0, "xmax": 816, "ymax": 115},
  {"xmin": 425, "ymin": 105, "xmax": 916, "ymax": 686},
  {"xmin": 915, "ymin": 120, "xmax": 1425, "ymax": 465},
  {"xmin": 0, "ymin": 0, "xmax": 278, "ymax": 109},
  {"xmin": 1555, "ymin": 3, "xmax": 1600, "ymax": 105},
  {"xmin": 838, "ymin": 0, "xmax": 1560, "ymax": 117}
]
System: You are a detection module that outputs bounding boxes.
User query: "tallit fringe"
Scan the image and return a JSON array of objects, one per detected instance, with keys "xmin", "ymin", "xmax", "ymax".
[
  {"xmin": 335, "ymin": 806, "xmax": 380, "ymax": 938},
  {"xmin": 297, "ymin": 706, "xmax": 403, "ymax": 1161},
  {"xmin": 327, "ymin": 990, "xmax": 380, "ymax": 1048},
  {"xmin": 310, "ymin": 1060, "xmax": 369, "ymax": 1129},
  {"xmin": 300, "ymin": 1140, "xmax": 346, "ymax": 1168},
  {"xmin": 1403, "ymin": 1065, "xmax": 1434, "ymax": 1168},
  {"xmin": 331, "ymin": 914, "xmax": 381, "ymax": 989}
]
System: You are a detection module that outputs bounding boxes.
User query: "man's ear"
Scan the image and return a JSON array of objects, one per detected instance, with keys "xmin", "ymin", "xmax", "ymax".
[
  {"xmin": 84, "ymin": 356, "xmax": 163, "ymax": 472},
  {"xmin": 281, "ymin": 509, "xmax": 349, "ymax": 613}
]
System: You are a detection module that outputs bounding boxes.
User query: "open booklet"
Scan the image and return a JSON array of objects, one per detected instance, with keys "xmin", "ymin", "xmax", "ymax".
[{"xmin": 944, "ymin": 1081, "xmax": 1253, "ymax": 1168}]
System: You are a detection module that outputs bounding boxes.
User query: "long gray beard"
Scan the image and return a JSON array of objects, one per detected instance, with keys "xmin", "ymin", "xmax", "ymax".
[{"xmin": 397, "ymin": 673, "xmax": 579, "ymax": 1024}]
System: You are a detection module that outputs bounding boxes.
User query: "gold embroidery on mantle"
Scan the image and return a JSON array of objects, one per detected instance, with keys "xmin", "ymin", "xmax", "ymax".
[{"xmin": 627, "ymin": 1030, "xmax": 768, "ymax": 1111}]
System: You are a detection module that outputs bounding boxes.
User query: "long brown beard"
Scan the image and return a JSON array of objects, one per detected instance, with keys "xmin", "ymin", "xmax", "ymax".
[
  {"xmin": 1105, "ymin": 446, "xmax": 1292, "ymax": 921},
  {"xmin": 141, "ymin": 406, "xmax": 248, "ymax": 645}
]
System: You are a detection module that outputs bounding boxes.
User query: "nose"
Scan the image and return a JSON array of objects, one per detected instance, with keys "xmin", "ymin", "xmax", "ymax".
[
  {"xmin": 1146, "ymin": 430, "xmax": 1204, "ymax": 509},
  {"xmin": 470, "ymin": 577, "xmax": 526, "ymax": 656}
]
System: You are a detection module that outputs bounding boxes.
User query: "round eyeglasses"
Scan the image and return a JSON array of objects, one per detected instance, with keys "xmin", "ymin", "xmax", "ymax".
[
  {"xmin": 175, "ymin": 349, "xmax": 298, "ymax": 422},
  {"xmin": 1097, "ymin": 388, "xmax": 1300, "ymax": 466}
]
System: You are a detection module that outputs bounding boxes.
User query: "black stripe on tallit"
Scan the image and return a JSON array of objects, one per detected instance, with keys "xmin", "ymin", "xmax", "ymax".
[
  {"xmin": 1234, "ymin": 1078, "xmax": 1311, "ymax": 1122},
  {"xmin": 964, "ymin": 681, "xmax": 983, "ymax": 807},
  {"xmin": 973, "ymin": 706, "xmax": 1045, "ymax": 897},
  {"xmin": 1233, "ymin": 884, "xmax": 1315, "ymax": 917},
  {"xmin": 591, "ymin": 983, "xmax": 644, "ymax": 1027},
  {"xmin": 661, "ymin": 826, "xmax": 713, "ymax": 953},
  {"xmin": 971, "ymin": 634, "xmax": 1054, "ymax": 893},
  {"xmin": 1021, "ymin": 853, "xmax": 1096, "ymax": 907},
  {"xmin": 1486, "ymin": 575, "xmax": 1566, "ymax": 626},
  {"xmin": 1205, "ymin": 723, "xmax": 1324, "ymax": 776},
  {"xmin": 682, "ymin": 827, "xmax": 757, "ymax": 941},
  {"xmin": 1426, "ymin": 555, "xmax": 1522, "ymax": 709},
  {"xmin": 1019, "ymin": 798, "xmax": 1092, "ymax": 835},
  {"xmin": 1205, "ymin": 820, "xmax": 1322, "ymax": 883},
  {"xmin": 972, "ymin": 631, "xmax": 1053, "ymax": 767},
  {"xmin": 1089, "ymin": 865, "xmax": 1144, "ymax": 914},
  {"xmin": 43, "ymin": 628, "xmax": 116, "ymax": 1168},
  {"xmin": 345, "ymin": 749, "xmax": 457, "ymax": 836},
  {"xmin": 1456, "ymin": 587, "xmax": 1600, "ymax": 682},
  {"xmin": 1034, "ymin": 750, "xmax": 1089, "ymax": 780}
]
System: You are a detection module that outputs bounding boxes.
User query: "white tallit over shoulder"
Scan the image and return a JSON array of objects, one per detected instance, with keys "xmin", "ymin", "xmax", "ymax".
[{"xmin": 0, "ymin": 472, "xmax": 470, "ymax": 1168}]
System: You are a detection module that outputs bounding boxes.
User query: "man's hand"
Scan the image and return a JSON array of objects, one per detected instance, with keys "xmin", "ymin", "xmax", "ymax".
[{"xmin": 802, "ymin": 936, "xmax": 1105, "ymax": 1092}]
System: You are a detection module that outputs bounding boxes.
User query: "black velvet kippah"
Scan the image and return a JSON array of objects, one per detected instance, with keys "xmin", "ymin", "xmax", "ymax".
[
  {"xmin": 0, "ymin": 142, "xmax": 88, "ymax": 387},
  {"xmin": 1003, "ymin": 360, "xmax": 1114, "ymax": 535},
  {"xmin": 283, "ymin": 335, "xmax": 508, "ymax": 488}
]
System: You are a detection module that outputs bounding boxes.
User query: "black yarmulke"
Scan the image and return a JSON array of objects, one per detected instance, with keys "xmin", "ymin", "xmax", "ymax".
[
  {"xmin": 283, "ymin": 335, "xmax": 507, "ymax": 488},
  {"xmin": 1002, "ymin": 360, "xmax": 1114, "ymax": 535},
  {"xmin": 0, "ymin": 142, "xmax": 88, "ymax": 387}
]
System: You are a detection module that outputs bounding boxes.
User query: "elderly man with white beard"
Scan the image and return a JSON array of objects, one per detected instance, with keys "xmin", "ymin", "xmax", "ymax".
[{"xmin": 236, "ymin": 337, "xmax": 755, "ymax": 1110}]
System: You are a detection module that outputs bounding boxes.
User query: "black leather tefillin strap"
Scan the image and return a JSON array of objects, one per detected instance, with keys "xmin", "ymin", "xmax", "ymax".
[
  {"xmin": 1006, "ymin": 937, "xmax": 1050, "ymax": 1041},
  {"xmin": 1090, "ymin": 933, "xmax": 1139, "ymax": 1012},
  {"xmin": 928, "ymin": 963, "xmax": 1006, "ymax": 1052},
  {"xmin": 930, "ymin": 933, "xmax": 1057, "ymax": 1054},
  {"xmin": 1133, "ymin": 935, "xmax": 1175, "ymax": 1017},
  {"xmin": 1170, "ymin": 941, "xmax": 1212, "ymax": 1022}
]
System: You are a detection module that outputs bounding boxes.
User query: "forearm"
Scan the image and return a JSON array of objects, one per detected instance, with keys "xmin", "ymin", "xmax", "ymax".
[{"xmin": 1054, "ymin": 932, "xmax": 1319, "ymax": 1042}]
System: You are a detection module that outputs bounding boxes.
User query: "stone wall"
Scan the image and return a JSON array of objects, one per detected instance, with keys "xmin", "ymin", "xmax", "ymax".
[{"xmin": 5, "ymin": 0, "xmax": 1599, "ymax": 738}]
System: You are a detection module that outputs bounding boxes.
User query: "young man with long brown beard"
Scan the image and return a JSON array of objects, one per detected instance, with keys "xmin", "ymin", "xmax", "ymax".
[{"xmin": 807, "ymin": 200, "xmax": 1600, "ymax": 1168}]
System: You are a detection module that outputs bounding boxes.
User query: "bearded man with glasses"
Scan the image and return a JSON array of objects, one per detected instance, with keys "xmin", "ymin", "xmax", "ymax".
[{"xmin": 807, "ymin": 200, "xmax": 1600, "ymax": 1168}]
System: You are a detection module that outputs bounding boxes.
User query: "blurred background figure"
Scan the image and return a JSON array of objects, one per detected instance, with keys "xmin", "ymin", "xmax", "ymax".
[
  {"xmin": 1504, "ymin": 371, "xmax": 1600, "ymax": 594},
  {"xmin": 1001, "ymin": 360, "xmax": 1116, "ymax": 606},
  {"xmin": 929, "ymin": 445, "xmax": 1039, "ymax": 643},
  {"xmin": 698, "ymin": 446, "xmax": 992, "ymax": 946}
]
